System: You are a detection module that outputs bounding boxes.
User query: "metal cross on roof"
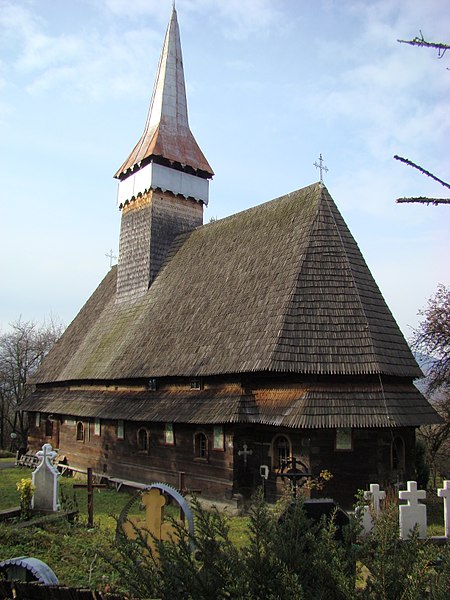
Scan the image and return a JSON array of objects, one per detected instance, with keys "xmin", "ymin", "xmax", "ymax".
[
  {"xmin": 313, "ymin": 153, "xmax": 329, "ymax": 184},
  {"xmin": 105, "ymin": 249, "xmax": 117, "ymax": 268}
]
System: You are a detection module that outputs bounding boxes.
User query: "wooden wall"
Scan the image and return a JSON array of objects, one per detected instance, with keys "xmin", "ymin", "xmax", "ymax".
[{"xmin": 28, "ymin": 415, "xmax": 416, "ymax": 508}]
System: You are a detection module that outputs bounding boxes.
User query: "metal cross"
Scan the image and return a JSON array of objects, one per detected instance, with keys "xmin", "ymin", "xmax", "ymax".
[
  {"xmin": 105, "ymin": 249, "xmax": 117, "ymax": 268},
  {"xmin": 313, "ymin": 153, "xmax": 329, "ymax": 184},
  {"xmin": 238, "ymin": 443, "xmax": 253, "ymax": 466}
]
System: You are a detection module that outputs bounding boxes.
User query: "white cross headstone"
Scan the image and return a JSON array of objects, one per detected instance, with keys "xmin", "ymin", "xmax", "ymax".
[
  {"xmin": 399, "ymin": 481, "xmax": 426, "ymax": 539},
  {"xmin": 361, "ymin": 483, "xmax": 386, "ymax": 533},
  {"xmin": 437, "ymin": 480, "xmax": 450, "ymax": 538},
  {"xmin": 31, "ymin": 443, "xmax": 60, "ymax": 512}
]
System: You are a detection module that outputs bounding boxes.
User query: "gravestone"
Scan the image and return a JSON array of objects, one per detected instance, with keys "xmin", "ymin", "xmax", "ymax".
[
  {"xmin": 118, "ymin": 482, "xmax": 195, "ymax": 557},
  {"xmin": 437, "ymin": 480, "xmax": 450, "ymax": 538},
  {"xmin": 31, "ymin": 443, "xmax": 60, "ymax": 512},
  {"xmin": 399, "ymin": 480, "xmax": 427, "ymax": 539},
  {"xmin": 361, "ymin": 483, "xmax": 386, "ymax": 534}
]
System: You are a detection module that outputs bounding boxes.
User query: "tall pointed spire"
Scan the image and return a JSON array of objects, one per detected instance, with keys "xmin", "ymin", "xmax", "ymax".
[
  {"xmin": 115, "ymin": 6, "xmax": 213, "ymax": 188},
  {"xmin": 115, "ymin": 6, "xmax": 212, "ymax": 303}
]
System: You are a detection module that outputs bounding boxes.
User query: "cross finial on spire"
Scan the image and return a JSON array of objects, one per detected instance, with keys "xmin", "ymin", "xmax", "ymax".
[
  {"xmin": 314, "ymin": 153, "xmax": 329, "ymax": 185},
  {"xmin": 105, "ymin": 249, "xmax": 117, "ymax": 269}
]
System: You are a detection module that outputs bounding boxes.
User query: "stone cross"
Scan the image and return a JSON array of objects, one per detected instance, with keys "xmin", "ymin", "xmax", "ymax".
[
  {"xmin": 361, "ymin": 483, "xmax": 386, "ymax": 533},
  {"xmin": 437, "ymin": 480, "xmax": 450, "ymax": 538},
  {"xmin": 313, "ymin": 153, "xmax": 329, "ymax": 184},
  {"xmin": 399, "ymin": 481, "xmax": 427, "ymax": 539},
  {"xmin": 31, "ymin": 443, "xmax": 60, "ymax": 512},
  {"xmin": 238, "ymin": 443, "xmax": 253, "ymax": 466}
]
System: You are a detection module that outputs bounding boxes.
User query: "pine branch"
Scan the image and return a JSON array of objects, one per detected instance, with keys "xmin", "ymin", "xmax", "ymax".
[
  {"xmin": 393, "ymin": 155, "xmax": 450, "ymax": 190},
  {"xmin": 396, "ymin": 197, "xmax": 450, "ymax": 206}
]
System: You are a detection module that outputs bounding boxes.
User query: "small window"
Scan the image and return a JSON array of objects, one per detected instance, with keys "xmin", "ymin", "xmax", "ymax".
[
  {"xmin": 35, "ymin": 412, "xmax": 41, "ymax": 428},
  {"xmin": 194, "ymin": 432, "xmax": 208, "ymax": 459},
  {"xmin": 148, "ymin": 378, "xmax": 157, "ymax": 391},
  {"xmin": 76, "ymin": 422, "xmax": 84, "ymax": 442},
  {"xmin": 137, "ymin": 428, "xmax": 149, "ymax": 452},
  {"xmin": 45, "ymin": 418, "xmax": 53, "ymax": 437},
  {"xmin": 213, "ymin": 426, "xmax": 224, "ymax": 451},
  {"xmin": 190, "ymin": 377, "xmax": 202, "ymax": 390},
  {"xmin": 94, "ymin": 418, "xmax": 101, "ymax": 436},
  {"xmin": 164, "ymin": 423, "xmax": 174, "ymax": 445},
  {"xmin": 117, "ymin": 420, "xmax": 125, "ymax": 440},
  {"xmin": 273, "ymin": 435, "xmax": 291, "ymax": 469},
  {"xmin": 335, "ymin": 428, "xmax": 352, "ymax": 451}
]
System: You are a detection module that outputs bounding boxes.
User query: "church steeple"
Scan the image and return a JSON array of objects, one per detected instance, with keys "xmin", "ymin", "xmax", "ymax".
[
  {"xmin": 115, "ymin": 6, "xmax": 213, "ymax": 206},
  {"xmin": 115, "ymin": 6, "xmax": 212, "ymax": 304}
]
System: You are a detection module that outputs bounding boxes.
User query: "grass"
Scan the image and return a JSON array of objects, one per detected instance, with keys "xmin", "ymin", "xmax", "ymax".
[
  {"xmin": 0, "ymin": 467, "xmax": 251, "ymax": 590},
  {"xmin": 0, "ymin": 467, "xmax": 446, "ymax": 591}
]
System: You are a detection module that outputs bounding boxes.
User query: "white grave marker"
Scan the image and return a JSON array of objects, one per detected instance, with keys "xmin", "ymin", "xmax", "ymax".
[
  {"xmin": 31, "ymin": 443, "xmax": 60, "ymax": 512},
  {"xmin": 399, "ymin": 481, "xmax": 426, "ymax": 539},
  {"xmin": 362, "ymin": 483, "xmax": 386, "ymax": 533},
  {"xmin": 437, "ymin": 480, "xmax": 450, "ymax": 538}
]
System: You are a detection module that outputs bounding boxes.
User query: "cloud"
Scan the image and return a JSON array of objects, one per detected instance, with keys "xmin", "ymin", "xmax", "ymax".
[
  {"xmin": 101, "ymin": 0, "xmax": 283, "ymax": 39},
  {"xmin": 0, "ymin": 1, "xmax": 162, "ymax": 101}
]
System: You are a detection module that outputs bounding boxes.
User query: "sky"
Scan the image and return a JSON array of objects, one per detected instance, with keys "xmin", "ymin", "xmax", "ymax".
[{"xmin": 1, "ymin": 0, "xmax": 449, "ymax": 343}]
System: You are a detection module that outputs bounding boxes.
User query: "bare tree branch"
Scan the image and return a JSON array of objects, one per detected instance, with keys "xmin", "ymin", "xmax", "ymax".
[
  {"xmin": 393, "ymin": 155, "xmax": 450, "ymax": 190},
  {"xmin": 397, "ymin": 31, "xmax": 450, "ymax": 59},
  {"xmin": 396, "ymin": 197, "xmax": 450, "ymax": 206}
]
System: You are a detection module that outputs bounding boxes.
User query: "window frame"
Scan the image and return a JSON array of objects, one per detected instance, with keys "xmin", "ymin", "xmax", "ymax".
[
  {"xmin": 117, "ymin": 420, "xmax": 125, "ymax": 440},
  {"xmin": 272, "ymin": 434, "xmax": 291, "ymax": 469},
  {"xmin": 335, "ymin": 428, "xmax": 353, "ymax": 451},
  {"xmin": 164, "ymin": 422, "xmax": 174, "ymax": 446},
  {"xmin": 194, "ymin": 431, "xmax": 208, "ymax": 461},
  {"xmin": 137, "ymin": 427, "xmax": 149, "ymax": 453},
  {"xmin": 76, "ymin": 421, "xmax": 84, "ymax": 442},
  {"xmin": 213, "ymin": 426, "xmax": 224, "ymax": 451}
]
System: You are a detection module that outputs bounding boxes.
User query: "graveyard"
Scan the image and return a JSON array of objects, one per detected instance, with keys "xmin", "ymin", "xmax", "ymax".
[{"xmin": 0, "ymin": 447, "xmax": 449, "ymax": 598}]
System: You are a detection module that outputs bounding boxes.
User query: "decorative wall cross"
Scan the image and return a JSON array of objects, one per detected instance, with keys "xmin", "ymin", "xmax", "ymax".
[
  {"xmin": 313, "ymin": 153, "xmax": 329, "ymax": 184},
  {"xmin": 238, "ymin": 443, "xmax": 253, "ymax": 466},
  {"xmin": 437, "ymin": 480, "xmax": 450, "ymax": 538}
]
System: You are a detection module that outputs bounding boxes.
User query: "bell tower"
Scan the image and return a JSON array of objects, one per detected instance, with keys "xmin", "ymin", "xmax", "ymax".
[{"xmin": 115, "ymin": 6, "xmax": 213, "ymax": 303}]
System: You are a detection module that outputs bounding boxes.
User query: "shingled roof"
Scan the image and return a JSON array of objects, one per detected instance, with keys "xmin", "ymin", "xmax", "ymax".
[
  {"xmin": 26, "ymin": 381, "xmax": 438, "ymax": 428},
  {"xmin": 32, "ymin": 183, "xmax": 422, "ymax": 384}
]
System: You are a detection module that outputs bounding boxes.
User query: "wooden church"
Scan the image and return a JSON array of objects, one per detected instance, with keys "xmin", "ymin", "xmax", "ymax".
[{"xmin": 24, "ymin": 6, "xmax": 439, "ymax": 506}]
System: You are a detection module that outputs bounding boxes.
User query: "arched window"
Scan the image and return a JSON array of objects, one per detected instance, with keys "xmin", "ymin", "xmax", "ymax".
[
  {"xmin": 76, "ymin": 422, "xmax": 84, "ymax": 442},
  {"xmin": 194, "ymin": 432, "xmax": 208, "ymax": 459},
  {"xmin": 392, "ymin": 437, "xmax": 405, "ymax": 471},
  {"xmin": 137, "ymin": 428, "xmax": 149, "ymax": 452},
  {"xmin": 272, "ymin": 435, "xmax": 291, "ymax": 469}
]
